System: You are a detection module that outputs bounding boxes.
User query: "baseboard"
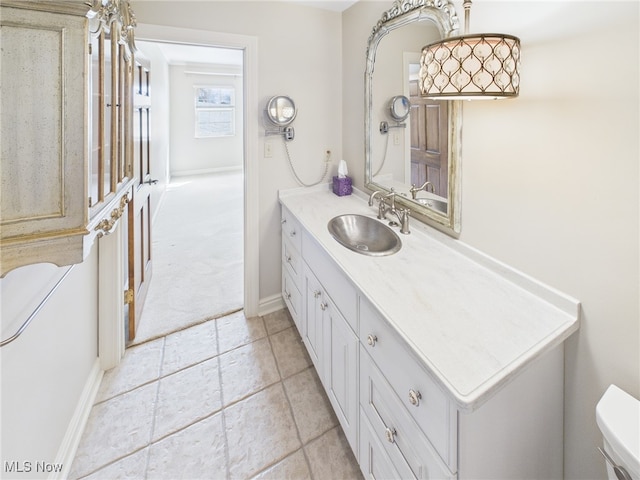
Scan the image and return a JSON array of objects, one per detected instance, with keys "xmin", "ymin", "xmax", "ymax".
[
  {"xmin": 51, "ymin": 359, "xmax": 103, "ymax": 480},
  {"xmin": 259, "ymin": 293, "xmax": 285, "ymax": 316},
  {"xmin": 171, "ymin": 166, "xmax": 242, "ymax": 178}
]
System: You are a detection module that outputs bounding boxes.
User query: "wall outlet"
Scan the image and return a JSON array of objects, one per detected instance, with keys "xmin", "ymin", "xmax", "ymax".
[
  {"xmin": 264, "ymin": 142, "xmax": 273, "ymax": 158},
  {"xmin": 393, "ymin": 133, "xmax": 400, "ymax": 145}
]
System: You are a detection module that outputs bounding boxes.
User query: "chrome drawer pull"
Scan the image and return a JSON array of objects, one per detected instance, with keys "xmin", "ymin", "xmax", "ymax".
[
  {"xmin": 408, "ymin": 389, "xmax": 422, "ymax": 406},
  {"xmin": 385, "ymin": 427, "xmax": 397, "ymax": 443},
  {"xmin": 367, "ymin": 334, "xmax": 377, "ymax": 347}
]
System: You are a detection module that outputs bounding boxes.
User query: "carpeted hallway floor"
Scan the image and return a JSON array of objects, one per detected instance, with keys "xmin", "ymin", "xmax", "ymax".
[{"xmin": 131, "ymin": 172, "xmax": 244, "ymax": 345}]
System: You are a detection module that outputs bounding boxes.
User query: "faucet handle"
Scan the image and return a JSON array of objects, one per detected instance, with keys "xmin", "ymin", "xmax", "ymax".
[{"xmin": 398, "ymin": 208, "xmax": 411, "ymax": 235}]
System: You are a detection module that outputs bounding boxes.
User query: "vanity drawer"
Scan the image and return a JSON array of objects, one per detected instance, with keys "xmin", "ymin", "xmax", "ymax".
[
  {"xmin": 282, "ymin": 237, "xmax": 303, "ymax": 288},
  {"xmin": 302, "ymin": 230, "xmax": 357, "ymax": 331},
  {"xmin": 282, "ymin": 268, "xmax": 302, "ymax": 332},
  {"xmin": 281, "ymin": 206, "xmax": 302, "ymax": 252},
  {"xmin": 359, "ymin": 407, "xmax": 410, "ymax": 480},
  {"xmin": 359, "ymin": 297, "xmax": 457, "ymax": 470},
  {"xmin": 361, "ymin": 347, "xmax": 456, "ymax": 479}
]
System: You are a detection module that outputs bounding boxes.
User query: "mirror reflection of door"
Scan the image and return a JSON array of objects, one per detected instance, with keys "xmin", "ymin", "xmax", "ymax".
[{"xmin": 409, "ymin": 79, "xmax": 448, "ymax": 198}]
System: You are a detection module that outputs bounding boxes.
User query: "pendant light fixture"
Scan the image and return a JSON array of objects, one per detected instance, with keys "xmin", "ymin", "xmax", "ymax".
[{"xmin": 419, "ymin": 0, "xmax": 521, "ymax": 100}]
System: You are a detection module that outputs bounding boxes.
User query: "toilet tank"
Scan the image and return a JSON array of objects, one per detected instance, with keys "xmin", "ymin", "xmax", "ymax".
[{"xmin": 596, "ymin": 384, "xmax": 640, "ymax": 479}]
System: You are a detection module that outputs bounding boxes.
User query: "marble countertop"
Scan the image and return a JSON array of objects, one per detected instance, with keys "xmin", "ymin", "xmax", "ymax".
[{"xmin": 279, "ymin": 185, "xmax": 580, "ymax": 412}]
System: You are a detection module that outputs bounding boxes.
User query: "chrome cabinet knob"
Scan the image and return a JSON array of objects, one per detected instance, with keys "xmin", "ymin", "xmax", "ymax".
[
  {"xmin": 367, "ymin": 334, "xmax": 377, "ymax": 347},
  {"xmin": 286, "ymin": 255, "xmax": 292, "ymax": 263},
  {"xmin": 384, "ymin": 427, "xmax": 397, "ymax": 443},
  {"xmin": 320, "ymin": 302, "xmax": 328, "ymax": 311},
  {"xmin": 290, "ymin": 229, "xmax": 296, "ymax": 237},
  {"xmin": 408, "ymin": 389, "xmax": 422, "ymax": 406},
  {"xmin": 281, "ymin": 218, "xmax": 287, "ymax": 224},
  {"xmin": 313, "ymin": 290, "xmax": 321, "ymax": 298}
]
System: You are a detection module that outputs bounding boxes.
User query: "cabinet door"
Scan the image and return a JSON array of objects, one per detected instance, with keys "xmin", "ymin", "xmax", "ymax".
[
  {"xmin": 303, "ymin": 267, "xmax": 325, "ymax": 378},
  {"xmin": 323, "ymin": 296, "xmax": 359, "ymax": 456},
  {"xmin": 0, "ymin": 5, "xmax": 88, "ymax": 274}
]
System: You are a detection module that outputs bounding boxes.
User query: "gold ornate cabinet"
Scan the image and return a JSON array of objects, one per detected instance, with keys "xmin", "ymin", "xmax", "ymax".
[{"xmin": 0, "ymin": 0, "xmax": 137, "ymax": 277}]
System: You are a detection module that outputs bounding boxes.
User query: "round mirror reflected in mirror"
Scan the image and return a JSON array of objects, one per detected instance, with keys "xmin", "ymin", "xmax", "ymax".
[
  {"xmin": 389, "ymin": 95, "xmax": 410, "ymax": 122},
  {"xmin": 266, "ymin": 95, "xmax": 297, "ymax": 126}
]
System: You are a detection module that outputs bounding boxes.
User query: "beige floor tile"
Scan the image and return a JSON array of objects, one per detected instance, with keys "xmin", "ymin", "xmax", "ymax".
[
  {"xmin": 263, "ymin": 309, "xmax": 294, "ymax": 335},
  {"xmin": 153, "ymin": 357, "xmax": 222, "ymax": 441},
  {"xmin": 251, "ymin": 449, "xmax": 311, "ymax": 480},
  {"xmin": 161, "ymin": 319, "xmax": 218, "ymax": 376},
  {"xmin": 284, "ymin": 367, "xmax": 338, "ymax": 443},
  {"xmin": 225, "ymin": 384, "xmax": 301, "ymax": 479},
  {"xmin": 69, "ymin": 383, "xmax": 157, "ymax": 479},
  {"xmin": 147, "ymin": 413, "xmax": 227, "ymax": 480},
  {"xmin": 81, "ymin": 448, "xmax": 149, "ymax": 480},
  {"xmin": 305, "ymin": 426, "xmax": 362, "ymax": 480},
  {"xmin": 95, "ymin": 338, "xmax": 164, "ymax": 403},
  {"xmin": 270, "ymin": 326, "xmax": 312, "ymax": 379},
  {"xmin": 217, "ymin": 310, "xmax": 267, "ymax": 354},
  {"xmin": 219, "ymin": 337, "xmax": 280, "ymax": 406}
]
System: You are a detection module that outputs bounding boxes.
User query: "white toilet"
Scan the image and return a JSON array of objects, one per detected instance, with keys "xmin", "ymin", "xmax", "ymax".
[{"xmin": 596, "ymin": 384, "xmax": 640, "ymax": 480}]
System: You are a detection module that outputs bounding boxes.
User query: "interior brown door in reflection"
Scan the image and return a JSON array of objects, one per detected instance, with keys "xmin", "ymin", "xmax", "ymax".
[
  {"xmin": 127, "ymin": 56, "xmax": 152, "ymax": 341},
  {"xmin": 409, "ymin": 80, "xmax": 448, "ymax": 197}
]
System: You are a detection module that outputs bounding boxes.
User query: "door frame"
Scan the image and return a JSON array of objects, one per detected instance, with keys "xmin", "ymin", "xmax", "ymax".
[{"xmin": 134, "ymin": 24, "xmax": 260, "ymax": 317}]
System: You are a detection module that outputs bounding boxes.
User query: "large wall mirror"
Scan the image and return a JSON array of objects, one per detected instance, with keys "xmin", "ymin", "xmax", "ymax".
[{"xmin": 365, "ymin": 0, "xmax": 462, "ymax": 234}]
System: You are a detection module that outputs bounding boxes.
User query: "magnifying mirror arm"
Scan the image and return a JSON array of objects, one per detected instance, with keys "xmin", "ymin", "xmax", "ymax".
[
  {"xmin": 379, "ymin": 121, "xmax": 407, "ymax": 134},
  {"xmin": 265, "ymin": 126, "xmax": 295, "ymax": 141}
]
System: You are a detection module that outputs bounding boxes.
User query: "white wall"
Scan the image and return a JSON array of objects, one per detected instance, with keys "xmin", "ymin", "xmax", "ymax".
[
  {"xmin": 131, "ymin": 0, "xmax": 343, "ymax": 301},
  {"xmin": 344, "ymin": 1, "xmax": 639, "ymax": 478},
  {"xmin": 0, "ymin": 247, "xmax": 99, "ymax": 478},
  {"xmin": 169, "ymin": 64, "xmax": 243, "ymax": 176}
]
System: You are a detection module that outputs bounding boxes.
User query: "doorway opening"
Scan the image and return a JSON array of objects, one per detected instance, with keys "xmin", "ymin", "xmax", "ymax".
[{"xmin": 128, "ymin": 37, "xmax": 251, "ymax": 345}]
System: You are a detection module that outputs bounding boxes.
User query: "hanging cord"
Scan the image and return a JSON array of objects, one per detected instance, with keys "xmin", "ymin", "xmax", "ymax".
[
  {"xmin": 373, "ymin": 129, "xmax": 391, "ymax": 177},
  {"xmin": 283, "ymin": 139, "xmax": 331, "ymax": 187}
]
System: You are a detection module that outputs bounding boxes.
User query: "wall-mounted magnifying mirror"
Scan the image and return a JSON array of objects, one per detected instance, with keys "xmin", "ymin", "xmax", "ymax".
[
  {"xmin": 265, "ymin": 95, "xmax": 297, "ymax": 141},
  {"xmin": 365, "ymin": 1, "xmax": 462, "ymax": 235},
  {"xmin": 267, "ymin": 95, "xmax": 297, "ymax": 126},
  {"xmin": 389, "ymin": 95, "xmax": 410, "ymax": 122}
]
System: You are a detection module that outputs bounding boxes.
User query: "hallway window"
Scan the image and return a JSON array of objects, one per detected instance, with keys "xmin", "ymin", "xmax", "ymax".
[{"xmin": 194, "ymin": 86, "xmax": 235, "ymax": 137}]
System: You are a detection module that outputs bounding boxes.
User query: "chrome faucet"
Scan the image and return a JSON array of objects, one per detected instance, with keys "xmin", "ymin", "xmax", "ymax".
[
  {"xmin": 409, "ymin": 181, "xmax": 435, "ymax": 199},
  {"xmin": 368, "ymin": 189, "xmax": 410, "ymax": 234}
]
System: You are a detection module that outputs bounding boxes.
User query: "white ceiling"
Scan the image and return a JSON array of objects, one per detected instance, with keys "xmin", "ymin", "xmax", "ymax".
[{"xmin": 286, "ymin": 0, "xmax": 358, "ymax": 11}]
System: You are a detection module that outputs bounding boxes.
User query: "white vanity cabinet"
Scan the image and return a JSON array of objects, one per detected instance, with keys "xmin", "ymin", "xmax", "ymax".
[
  {"xmin": 281, "ymin": 206, "xmax": 359, "ymax": 455},
  {"xmin": 280, "ymin": 188, "xmax": 579, "ymax": 480},
  {"xmin": 301, "ymin": 230, "xmax": 359, "ymax": 456},
  {"xmin": 360, "ymin": 297, "xmax": 457, "ymax": 478},
  {"xmin": 281, "ymin": 207, "xmax": 304, "ymax": 331}
]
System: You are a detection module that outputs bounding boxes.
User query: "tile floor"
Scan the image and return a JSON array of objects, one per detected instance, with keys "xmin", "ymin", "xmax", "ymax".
[{"xmin": 69, "ymin": 309, "xmax": 362, "ymax": 480}]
